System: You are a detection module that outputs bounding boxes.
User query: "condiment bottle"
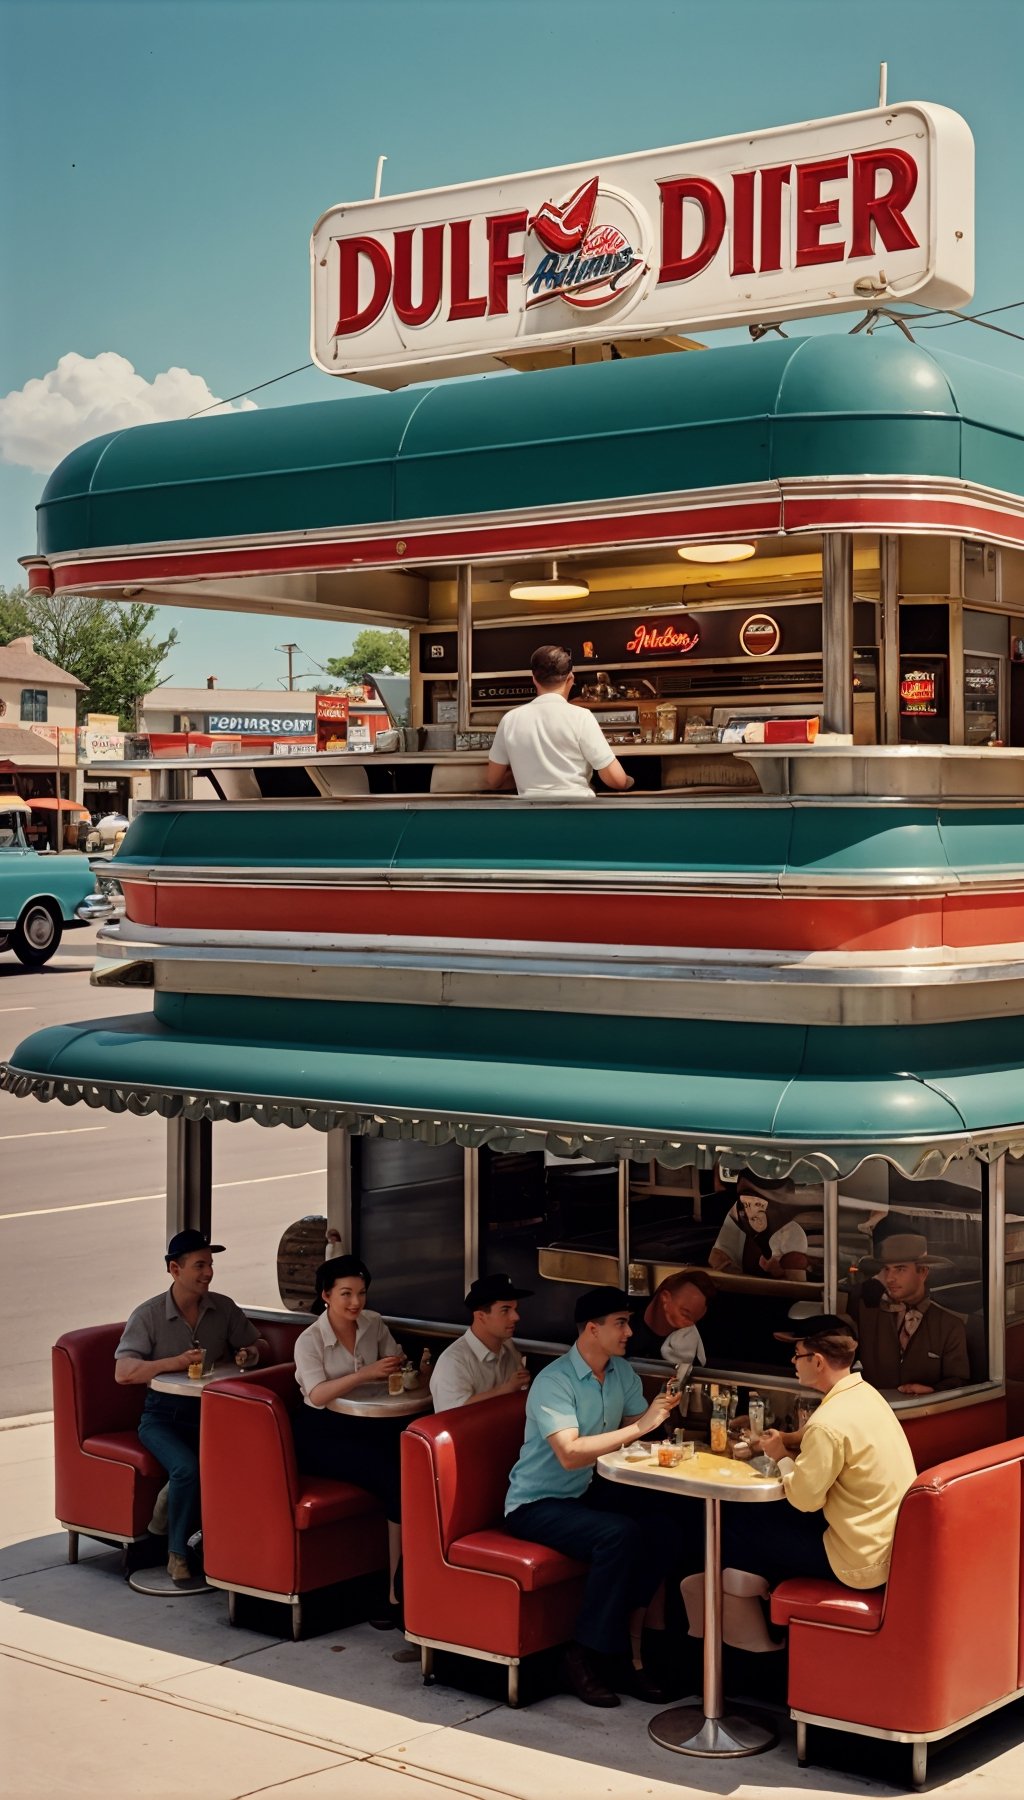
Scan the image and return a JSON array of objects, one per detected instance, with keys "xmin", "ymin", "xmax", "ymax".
[
  {"xmin": 710, "ymin": 1390, "xmax": 729, "ymax": 1455},
  {"xmin": 748, "ymin": 1391, "xmax": 765, "ymax": 1438},
  {"xmin": 419, "ymin": 1346, "xmax": 432, "ymax": 1376}
]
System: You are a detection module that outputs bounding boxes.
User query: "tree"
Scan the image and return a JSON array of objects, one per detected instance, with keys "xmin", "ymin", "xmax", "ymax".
[
  {"xmin": 0, "ymin": 585, "xmax": 178, "ymax": 728},
  {"xmin": 325, "ymin": 628, "xmax": 410, "ymax": 687}
]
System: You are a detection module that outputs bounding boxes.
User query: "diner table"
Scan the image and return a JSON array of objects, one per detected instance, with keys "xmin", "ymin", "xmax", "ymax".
[
  {"xmin": 598, "ymin": 1445, "xmax": 783, "ymax": 1758},
  {"xmin": 328, "ymin": 1380, "xmax": 433, "ymax": 1418},
  {"xmin": 150, "ymin": 1363, "xmax": 243, "ymax": 1397}
]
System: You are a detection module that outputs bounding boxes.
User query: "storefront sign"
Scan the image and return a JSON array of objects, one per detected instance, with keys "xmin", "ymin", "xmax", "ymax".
[
  {"xmin": 77, "ymin": 726, "xmax": 124, "ymax": 762},
  {"xmin": 625, "ymin": 616, "xmax": 701, "ymax": 657},
  {"xmin": 739, "ymin": 613, "xmax": 782, "ymax": 657},
  {"xmin": 272, "ymin": 739, "xmax": 317, "ymax": 756},
  {"xmin": 900, "ymin": 669, "xmax": 938, "ymax": 715},
  {"xmin": 205, "ymin": 712, "xmax": 313, "ymax": 736},
  {"xmin": 312, "ymin": 103, "xmax": 973, "ymax": 386},
  {"xmin": 315, "ymin": 694, "xmax": 349, "ymax": 751}
]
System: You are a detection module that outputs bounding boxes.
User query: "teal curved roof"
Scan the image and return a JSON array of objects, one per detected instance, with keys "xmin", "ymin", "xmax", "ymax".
[{"xmin": 36, "ymin": 333, "xmax": 1024, "ymax": 556}]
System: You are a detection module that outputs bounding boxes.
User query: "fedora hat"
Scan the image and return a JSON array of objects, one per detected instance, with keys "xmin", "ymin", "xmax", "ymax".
[{"xmin": 862, "ymin": 1232, "xmax": 951, "ymax": 1275}]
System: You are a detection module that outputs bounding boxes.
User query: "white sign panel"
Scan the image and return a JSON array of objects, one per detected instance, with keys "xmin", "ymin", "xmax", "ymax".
[{"xmin": 311, "ymin": 104, "xmax": 973, "ymax": 389}]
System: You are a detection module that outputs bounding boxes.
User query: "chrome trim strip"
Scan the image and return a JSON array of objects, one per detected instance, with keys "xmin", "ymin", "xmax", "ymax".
[
  {"xmin": 791, "ymin": 1687, "xmax": 1024, "ymax": 1746},
  {"xmin": 402, "ymin": 1633, "xmax": 517, "ymax": 1668},
  {"xmin": 204, "ymin": 1575, "xmax": 300, "ymax": 1606}
]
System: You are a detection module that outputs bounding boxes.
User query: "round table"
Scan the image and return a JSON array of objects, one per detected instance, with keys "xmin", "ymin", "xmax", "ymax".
[
  {"xmin": 149, "ymin": 1363, "xmax": 242, "ymax": 1397},
  {"xmin": 598, "ymin": 1446, "xmax": 783, "ymax": 1758},
  {"xmin": 328, "ymin": 1380, "xmax": 433, "ymax": 1419}
]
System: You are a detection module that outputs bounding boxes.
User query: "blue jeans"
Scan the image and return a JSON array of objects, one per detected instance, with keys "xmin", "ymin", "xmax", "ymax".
[
  {"xmin": 505, "ymin": 1480, "xmax": 701, "ymax": 1657},
  {"xmin": 138, "ymin": 1397, "xmax": 201, "ymax": 1557}
]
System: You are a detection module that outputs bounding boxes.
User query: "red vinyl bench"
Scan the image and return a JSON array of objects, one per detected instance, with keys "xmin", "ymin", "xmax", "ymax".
[{"xmin": 401, "ymin": 1392, "xmax": 587, "ymax": 1705}]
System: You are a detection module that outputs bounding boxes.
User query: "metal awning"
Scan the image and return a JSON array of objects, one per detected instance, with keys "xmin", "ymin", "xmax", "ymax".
[
  {"xmin": 5, "ymin": 1004, "xmax": 1024, "ymax": 1181},
  {"xmin": 27, "ymin": 333, "xmax": 1024, "ymax": 597}
]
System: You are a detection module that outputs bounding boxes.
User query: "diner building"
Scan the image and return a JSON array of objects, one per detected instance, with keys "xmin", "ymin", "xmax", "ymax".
[
  {"xmin": 0, "ymin": 635, "xmax": 85, "ymax": 846},
  {"xmin": 2, "ymin": 327, "xmax": 1023, "ymax": 1419}
]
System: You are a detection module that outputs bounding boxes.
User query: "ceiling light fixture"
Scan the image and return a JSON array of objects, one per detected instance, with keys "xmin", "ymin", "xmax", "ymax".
[
  {"xmin": 676, "ymin": 542, "xmax": 757, "ymax": 564},
  {"xmin": 509, "ymin": 559, "xmax": 591, "ymax": 602}
]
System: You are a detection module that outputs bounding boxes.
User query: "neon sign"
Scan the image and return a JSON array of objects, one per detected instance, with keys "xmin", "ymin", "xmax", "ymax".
[{"xmin": 625, "ymin": 617, "xmax": 700, "ymax": 656}]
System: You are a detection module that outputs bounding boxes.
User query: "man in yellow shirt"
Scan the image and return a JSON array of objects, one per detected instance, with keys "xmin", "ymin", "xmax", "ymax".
[{"xmin": 724, "ymin": 1314, "xmax": 917, "ymax": 1590}]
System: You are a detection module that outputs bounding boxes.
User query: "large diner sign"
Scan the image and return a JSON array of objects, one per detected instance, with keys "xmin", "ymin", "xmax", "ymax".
[{"xmin": 311, "ymin": 103, "xmax": 973, "ymax": 388}]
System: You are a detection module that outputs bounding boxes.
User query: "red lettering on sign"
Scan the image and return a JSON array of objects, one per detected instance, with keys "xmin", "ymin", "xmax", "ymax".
[
  {"xmin": 731, "ymin": 170, "xmax": 756, "ymax": 277},
  {"xmin": 758, "ymin": 165, "xmax": 792, "ymax": 272},
  {"xmin": 625, "ymin": 622, "xmax": 700, "ymax": 656},
  {"xmin": 850, "ymin": 149, "xmax": 920, "ymax": 256},
  {"xmin": 795, "ymin": 157, "xmax": 847, "ymax": 266},
  {"xmin": 657, "ymin": 177, "xmax": 727, "ymax": 284},
  {"xmin": 335, "ymin": 236, "xmax": 392, "ymax": 337},
  {"xmin": 393, "ymin": 224, "xmax": 444, "ymax": 327},
  {"xmin": 448, "ymin": 219, "xmax": 488, "ymax": 320},
  {"xmin": 487, "ymin": 211, "xmax": 528, "ymax": 316}
]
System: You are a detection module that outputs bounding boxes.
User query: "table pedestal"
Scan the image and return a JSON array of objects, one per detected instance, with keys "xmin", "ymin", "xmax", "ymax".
[{"xmin": 648, "ymin": 1495, "xmax": 778, "ymax": 1759}]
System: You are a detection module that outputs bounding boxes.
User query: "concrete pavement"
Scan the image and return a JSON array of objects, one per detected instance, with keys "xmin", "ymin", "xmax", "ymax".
[{"xmin": 3, "ymin": 1414, "xmax": 1024, "ymax": 1800}]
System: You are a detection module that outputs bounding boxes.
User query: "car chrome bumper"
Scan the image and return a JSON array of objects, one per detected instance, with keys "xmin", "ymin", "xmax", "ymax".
[{"xmin": 75, "ymin": 894, "xmax": 115, "ymax": 924}]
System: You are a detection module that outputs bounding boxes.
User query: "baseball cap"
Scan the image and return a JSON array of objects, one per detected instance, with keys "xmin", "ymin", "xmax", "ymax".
[
  {"xmin": 773, "ymin": 1313, "xmax": 857, "ymax": 1346},
  {"xmin": 465, "ymin": 1273, "xmax": 533, "ymax": 1311},
  {"xmin": 166, "ymin": 1230, "xmax": 225, "ymax": 1267},
  {"xmin": 575, "ymin": 1285, "xmax": 636, "ymax": 1327}
]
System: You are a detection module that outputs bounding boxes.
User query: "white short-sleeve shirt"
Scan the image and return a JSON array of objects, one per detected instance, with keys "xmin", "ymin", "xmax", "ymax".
[
  {"xmin": 713, "ymin": 1212, "xmax": 808, "ymax": 1268},
  {"xmin": 294, "ymin": 1308, "xmax": 403, "ymax": 1408},
  {"xmin": 488, "ymin": 692, "xmax": 614, "ymax": 799},
  {"xmin": 429, "ymin": 1327, "xmax": 523, "ymax": 1412}
]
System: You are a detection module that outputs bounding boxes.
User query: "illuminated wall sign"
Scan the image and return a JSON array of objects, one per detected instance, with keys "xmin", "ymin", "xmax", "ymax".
[
  {"xmin": 625, "ymin": 616, "xmax": 700, "ymax": 656},
  {"xmin": 900, "ymin": 670, "xmax": 938, "ymax": 715},
  {"xmin": 311, "ymin": 104, "xmax": 973, "ymax": 388},
  {"xmin": 739, "ymin": 613, "xmax": 782, "ymax": 656}
]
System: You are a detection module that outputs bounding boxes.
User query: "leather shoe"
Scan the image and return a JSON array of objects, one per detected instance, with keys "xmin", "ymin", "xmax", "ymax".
[
  {"xmin": 605, "ymin": 1656, "xmax": 671, "ymax": 1704},
  {"xmin": 562, "ymin": 1641, "xmax": 620, "ymax": 1707}
]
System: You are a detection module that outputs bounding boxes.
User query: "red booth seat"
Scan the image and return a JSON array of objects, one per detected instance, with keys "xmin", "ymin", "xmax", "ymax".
[
  {"xmin": 200, "ymin": 1363, "xmax": 388, "ymax": 1638},
  {"xmin": 770, "ymin": 1436, "xmax": 1024, "ymax": 1786},
  {"xmin": 401, "ymin": 1394, "xmax": 587, "ymax": 1705},
  {"xmin": 52, "ymin": 1324, "xmax": 165, "ymax": 1561}
]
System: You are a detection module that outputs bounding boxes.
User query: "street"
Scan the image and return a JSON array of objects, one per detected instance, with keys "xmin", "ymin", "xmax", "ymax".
[{"xmin": 0, "ymin": 926, "xmax": 331, "ymax": 1416}]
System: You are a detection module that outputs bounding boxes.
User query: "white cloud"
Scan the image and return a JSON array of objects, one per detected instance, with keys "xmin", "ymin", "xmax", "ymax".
[{"xmin": 0, "ymin": 351, "xmax": 258, "ymax": 474}]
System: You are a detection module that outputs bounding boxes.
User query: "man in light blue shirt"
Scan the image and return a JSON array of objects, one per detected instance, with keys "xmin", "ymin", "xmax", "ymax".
[{"xmin": 505, "ymin": 1286, "xmax": 696, "ymax": 1708}]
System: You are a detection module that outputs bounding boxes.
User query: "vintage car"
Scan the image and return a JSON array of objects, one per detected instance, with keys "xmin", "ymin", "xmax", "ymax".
[{"xmin": 0, "ymin": 803, "xmax": 112, "ymax": 967}]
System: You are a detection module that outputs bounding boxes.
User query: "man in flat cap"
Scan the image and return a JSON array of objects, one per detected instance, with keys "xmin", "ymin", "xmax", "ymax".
[
  {"xmin": 115, "ymin": 1231, "xmax": 262, "ymax": 1586},
  {"xmin": 504, "ymin": 1286, "xmax": 690, "ymax": 1708},
  {"xmin": 852, "ymin": 1233, "xmax": 971, "ymax": 1395},
  {"xmin": 724, "ymin": 1314, "xmax": 916, "ymax": 1591},
  {"xmin": 708, "ymin": 1170, "xmax": 811, "ymax": 1281},
  {"xmin": 429, "ymin": 1273, "xmax": 533, "ymax": 1412}
]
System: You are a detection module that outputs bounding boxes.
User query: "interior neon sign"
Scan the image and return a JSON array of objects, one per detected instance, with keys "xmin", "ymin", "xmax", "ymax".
[{"xmin": 625, "ymin": 618, "xmax": 700, "ymax": 656}]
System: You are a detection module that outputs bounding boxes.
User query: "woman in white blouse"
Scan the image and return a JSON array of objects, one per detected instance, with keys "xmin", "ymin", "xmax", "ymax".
[{"xmin": 292, "ymin": 1256, "xmax": 407, "ymax": 1622}]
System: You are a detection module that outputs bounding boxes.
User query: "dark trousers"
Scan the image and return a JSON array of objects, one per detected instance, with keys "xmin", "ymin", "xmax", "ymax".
[
  {"xmin": 721, "ymin": 1503, "xmax": 833, "ymax": 1587},
  {"xmin": 291, "ymin": 1406, "xmax": 405, "ymax": 1522},
  {"xmin": 506, "ymin": 1480, "xmax": 702, "ymax": 1657},
  {"xmin": 138, "ymin": 1397, "xmax": 201, "ymax": 1557}
]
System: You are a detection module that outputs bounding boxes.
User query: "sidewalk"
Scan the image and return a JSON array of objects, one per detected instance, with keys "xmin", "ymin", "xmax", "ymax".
[{"xmin": 2, "ymin": 1417, "xmax": 1022, "ymax": 1800}]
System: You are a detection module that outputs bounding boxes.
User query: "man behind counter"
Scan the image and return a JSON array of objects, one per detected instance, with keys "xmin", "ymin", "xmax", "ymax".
[{"xmin": 485, "ymin": 644, "xmax": 633, "ymax": 801}]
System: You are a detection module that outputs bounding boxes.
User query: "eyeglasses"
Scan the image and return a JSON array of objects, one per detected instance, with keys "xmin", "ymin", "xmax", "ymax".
[{"xmin": 791, "ymin": 1351, "xmax": 815, "ymax": 1364}]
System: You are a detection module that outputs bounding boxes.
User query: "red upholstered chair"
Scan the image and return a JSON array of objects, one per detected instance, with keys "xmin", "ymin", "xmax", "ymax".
[
  {"xmin": 901, "ymin": 1394, "xmax": 1006, "ymax": 1471},
  {"xmin": 252, "ymin": 1317, "xmax": 306, "ymax": 1368},
  {"xmin": 52, "ymin": 1324, "xmax": 165, "ymax": 1562},
  {"xmin": 770, "ymin": 1438, "xmax": 1024, "ymax": 1786},
  {"xmin": 401, "ymin": 1394, "xmax": 587, "ymax": 1705},
  {"xmin": 200, "ymin": 1364, "xmax": 388, "ymax": 1638}
]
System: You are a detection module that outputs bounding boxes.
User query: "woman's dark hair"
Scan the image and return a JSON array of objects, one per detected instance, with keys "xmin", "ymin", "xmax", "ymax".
[
  {"xmin": 531, "ymin": 644, "xmax": 573, "ymax": 686},
  {"xmin": 310, "ymin": 1255, "xmax": 371, "ymax": 1315}
]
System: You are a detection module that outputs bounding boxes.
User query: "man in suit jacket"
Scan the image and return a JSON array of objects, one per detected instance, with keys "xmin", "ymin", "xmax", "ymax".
[{"xmin": 850, "ymin": 1233, "xmax": 970, "ymax": 1395}]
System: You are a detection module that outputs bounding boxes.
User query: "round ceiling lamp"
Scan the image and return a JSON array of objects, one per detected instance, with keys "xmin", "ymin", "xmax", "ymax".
[
  {"xmin": 509, "ymin": 559, "xmax": 591, "ymax": 601},
  {"xmin": 676, "ymin": 542, "xmax": 757, "ymax": 564}
]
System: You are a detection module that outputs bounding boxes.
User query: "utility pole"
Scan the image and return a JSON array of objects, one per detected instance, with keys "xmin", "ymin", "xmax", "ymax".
[{"xmin": 277, "ymin": 643, "xmax": 301, "ymax": 691}]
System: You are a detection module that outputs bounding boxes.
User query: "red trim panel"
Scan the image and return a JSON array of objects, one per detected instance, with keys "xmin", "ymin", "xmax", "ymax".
[
  {"xmin": 119, "ymin": 881, "xmax": 1024, "ymax": 953},
  {"xmin": 44, "ymin": 489, "xmax": 1024, "ymax": 591}
]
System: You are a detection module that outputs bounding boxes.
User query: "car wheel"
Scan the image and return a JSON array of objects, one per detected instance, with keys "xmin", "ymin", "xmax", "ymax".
[
  {"xmin": 13, "ymin": 900, "xmax": 62, "ymax": 967},
  {"xmin": 0, "ymin": 933, "xmax": 9, "ymax": 953}
]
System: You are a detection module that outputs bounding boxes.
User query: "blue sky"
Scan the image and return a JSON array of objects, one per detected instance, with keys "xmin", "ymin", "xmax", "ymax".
[{"xmin": 2, "ymin": 0, "xmax": 1022, "ymax": 688}]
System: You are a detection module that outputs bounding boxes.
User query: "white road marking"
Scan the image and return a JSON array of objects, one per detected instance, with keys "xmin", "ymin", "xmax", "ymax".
[
  {"xmin": 0, "ymin": 1126, "xmax": 108, "ymax": 1142},
  {"xmin": 0, "ymin": 1168, "xmax": 328, "ymax": 1222},
  {"xmin": 0, "ymin": 1007, "xmax": 36, "ymax": 1013}
]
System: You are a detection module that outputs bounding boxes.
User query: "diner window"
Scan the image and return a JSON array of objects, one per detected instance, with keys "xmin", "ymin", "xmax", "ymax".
[
  {"xmin": 20, "ymin": 688, "xmax": 47, "ymax": 722},
  {"xmin": 834, "ymin": 1160, "xmax": 989, "ymax": 1393},
  {"xmin": 480, "ymin": 1146, "xmax": 617, "ymax": 1343},
  {"xmin": 353, "ymin": 1137, "xmax": 465, "ymax": 1322}
]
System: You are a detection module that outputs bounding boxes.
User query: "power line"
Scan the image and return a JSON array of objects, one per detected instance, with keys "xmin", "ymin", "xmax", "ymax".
[{"xmin": 188, "ymin": 361, "xmax": 314, "ymax": 418}]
